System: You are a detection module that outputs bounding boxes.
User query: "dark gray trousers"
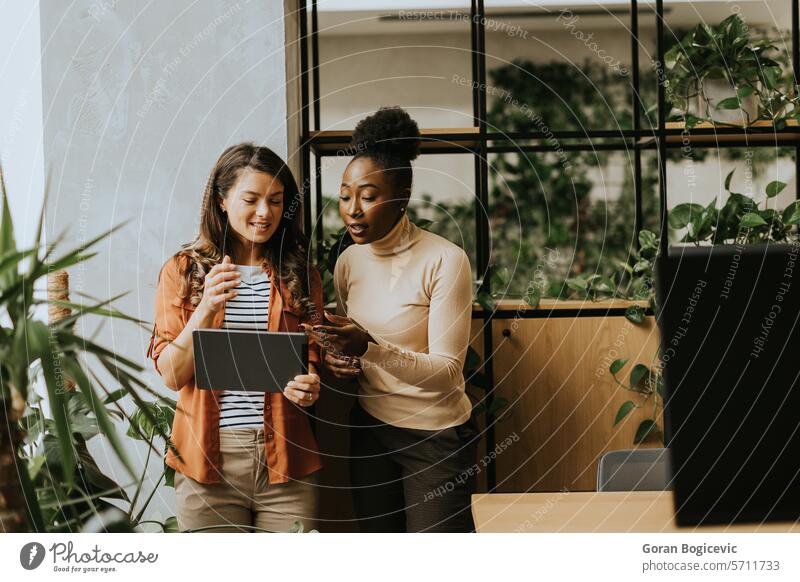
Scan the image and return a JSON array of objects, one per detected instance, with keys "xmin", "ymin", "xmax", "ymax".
[{"xmin": 349, "ymin": 402, "xmax": 478, "ymax": 533}]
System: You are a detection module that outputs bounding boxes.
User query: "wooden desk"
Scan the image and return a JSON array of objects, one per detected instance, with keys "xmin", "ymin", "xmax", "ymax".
[{"xmin": 472, "ymin": 491, "xmax": 800, "ymax": 533}]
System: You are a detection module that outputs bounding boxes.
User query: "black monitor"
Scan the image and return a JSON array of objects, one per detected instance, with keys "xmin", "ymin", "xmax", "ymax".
[{"xmin": 656, "ymin": 243, "xmax": 800, "ymax": 525}]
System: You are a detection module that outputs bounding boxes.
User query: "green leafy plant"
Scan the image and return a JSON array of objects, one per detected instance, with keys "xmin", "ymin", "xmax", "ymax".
[
  {"xmin": 475, "ymin": 265, "xmax": 541, "ymax": 311},
  {"xmin": 609, "ymin": 357, "xmax": 663, "ymax": 445},
  {"xmin": 0, "ymin": 166, "xmax": 171, "ymax": 533},
  {"xmin": 123, "ymin": 397, "xmax": 179, "ymax": 532},
  {"xmin": 670, "ymin": 169, "xmax": 795, "ymax": 244},
  {"xmin": 665, "ymin": 15, "xmax": 799, "ymax": 125},
  {"xmin": 19, "ymin": 386, "xmax": 132, "ymax": 532}
]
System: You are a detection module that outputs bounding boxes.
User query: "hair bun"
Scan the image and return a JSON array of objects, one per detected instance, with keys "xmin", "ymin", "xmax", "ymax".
[{"xmin": 352, "ymin": 106, "xmax": 421, "ymax": 163}]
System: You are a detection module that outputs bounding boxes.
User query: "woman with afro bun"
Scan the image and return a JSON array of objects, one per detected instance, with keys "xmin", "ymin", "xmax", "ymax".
[{"xmin": 304, "ymin": 107, "xmax": 478, "ymax": 532}]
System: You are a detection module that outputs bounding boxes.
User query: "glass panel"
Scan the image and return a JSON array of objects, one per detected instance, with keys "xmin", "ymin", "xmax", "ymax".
[
  {"xmin": 484, "ymin": 3, "xmax": 634, "ymax": 134},
  {"xmin": 658, "ymin": 1, "xmax": 796, "ymax": 127},
  {"xmin": 316, "ymin": 3, "xmax": 473, "ymax": 130},
  {"xmin": 487, "ymin": 149, "xmax": 654, "ymax": 301},
  {"xmin": 667, "ymin": 147, "xmax": 797, "ymax": 245}
]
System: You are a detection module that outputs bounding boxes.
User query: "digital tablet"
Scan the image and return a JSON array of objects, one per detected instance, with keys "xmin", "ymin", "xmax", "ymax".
[{"xmin": 192, "ymin": 329, "xmax": 308, "ymax": 392}]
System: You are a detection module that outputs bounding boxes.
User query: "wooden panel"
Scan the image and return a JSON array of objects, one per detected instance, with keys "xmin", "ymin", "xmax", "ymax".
[{"xmin": 490, "ymin": 315, "xmax": 662, "ymax": 492}]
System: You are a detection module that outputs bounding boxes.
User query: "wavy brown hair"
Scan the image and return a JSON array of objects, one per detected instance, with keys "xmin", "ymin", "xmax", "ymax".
[{"xmin": 176, "ymin": 143, "xmax": 312, "ymax": 315}]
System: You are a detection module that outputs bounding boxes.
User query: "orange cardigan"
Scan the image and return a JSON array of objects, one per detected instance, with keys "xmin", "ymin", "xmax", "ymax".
[{"xmin": 147, "ymin": 254, "xmax": 323, "ymax": 484}]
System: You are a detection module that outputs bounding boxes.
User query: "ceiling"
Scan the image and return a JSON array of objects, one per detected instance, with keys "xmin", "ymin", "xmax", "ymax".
[{"xmin": 312, "ymin": 1, "xmax": 792, "ymax": 36}]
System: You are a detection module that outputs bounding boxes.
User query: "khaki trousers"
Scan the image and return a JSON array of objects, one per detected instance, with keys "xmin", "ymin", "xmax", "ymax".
[{"xmin": 175, "ymin": 428, "xmax": 319, "ymax": 533}]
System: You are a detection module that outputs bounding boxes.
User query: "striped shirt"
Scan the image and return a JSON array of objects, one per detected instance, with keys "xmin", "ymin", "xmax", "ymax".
[{"xmin": 218, "ymin": 264, "xmax": 271, "ymax": 430}]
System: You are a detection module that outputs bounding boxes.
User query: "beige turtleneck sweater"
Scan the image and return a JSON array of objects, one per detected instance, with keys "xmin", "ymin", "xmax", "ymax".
[{"xmin": 333, "ymin": 214, "xmax": 474, "ymax": 430}]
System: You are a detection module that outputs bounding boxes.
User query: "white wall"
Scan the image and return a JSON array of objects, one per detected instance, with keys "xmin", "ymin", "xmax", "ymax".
[
  {"xmin": 0, "ymin": 0, "xmax": 45, "ymax": 249},
  {"xmin": 39, "ymin": 0, "xmax": 292, "ymax": 527}
]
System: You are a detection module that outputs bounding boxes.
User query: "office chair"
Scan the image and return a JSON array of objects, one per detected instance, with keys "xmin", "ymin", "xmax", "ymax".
[{"xmin": 597, "ymin": 448, "xmax": 672, "ymax": 492}]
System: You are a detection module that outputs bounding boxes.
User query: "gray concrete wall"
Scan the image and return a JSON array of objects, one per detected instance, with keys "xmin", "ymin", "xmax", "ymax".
[{"xmin": 40, "ymin": 0, "xmax": 293, "ymax": 526}]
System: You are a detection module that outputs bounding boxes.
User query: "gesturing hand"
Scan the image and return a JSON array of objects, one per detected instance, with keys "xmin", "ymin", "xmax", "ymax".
[
  {"xmin": 302, "ymin": 311, "xmax": 372, "ymax": 357},
  {"xmin": 198, "ymin": 255, "xmax": 240, "ymax": 315},
  {"xmin": 323, "ymin": 351, "xmax": 362, "ymax": 379}
]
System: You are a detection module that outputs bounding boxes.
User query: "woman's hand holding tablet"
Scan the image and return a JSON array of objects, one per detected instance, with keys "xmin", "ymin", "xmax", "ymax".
[{"xmin": 283, "ymin": 373, "xmax": 320, "ymax": 406}]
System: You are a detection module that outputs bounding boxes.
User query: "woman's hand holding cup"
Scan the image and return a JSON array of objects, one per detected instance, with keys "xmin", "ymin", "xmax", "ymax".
[{"xmin": 198, "ymin": 255, "xmax": 240, "ymax": 316}]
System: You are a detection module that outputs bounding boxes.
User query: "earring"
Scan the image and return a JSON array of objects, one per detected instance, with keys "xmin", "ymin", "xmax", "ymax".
[{"xmin": 401, "ymin": 206, "xmax": 406, "ymax": 213}]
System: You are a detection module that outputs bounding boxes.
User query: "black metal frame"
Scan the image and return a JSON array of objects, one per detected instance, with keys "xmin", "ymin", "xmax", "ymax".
[{"xmin": 298, "ymin": 0, "xmax": 800, "ymax": 490}]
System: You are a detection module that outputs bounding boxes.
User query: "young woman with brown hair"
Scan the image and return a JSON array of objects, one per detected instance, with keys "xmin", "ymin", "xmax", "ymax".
[{"xmin": 148, "ymin": 143, "xmax": 323, "ymax": 532}]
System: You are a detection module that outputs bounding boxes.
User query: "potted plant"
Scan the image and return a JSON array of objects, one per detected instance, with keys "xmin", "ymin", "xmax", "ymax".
[
  {"xmin": 0, "ymin": 167, "xmax": 171, "ymax": 532},
  {"xmin": 669, "ymin": 169, "xmax": 795, "ymax": 244},
  {"xmin": 665, "ymin": 15, "xmax": 796, "ymax": 126}
]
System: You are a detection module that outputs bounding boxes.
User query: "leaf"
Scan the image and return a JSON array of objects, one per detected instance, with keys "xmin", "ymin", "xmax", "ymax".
[
  {"xmin": 490, "ymin": 265, "xmax": 510, "ymax": 288},
  {"xmin": 25, "ymin": 320, "xmax": 76, "ymax": 488},
  {"xmin": 163, "ymin": 516, "xmax": 179, "ymax": 533},
  {"xmin": 524, "ymin": 287, "xmax": 541, "ymax": 308},
  {"xmin": 740, "ymin": 212, "xmax": 767, "ymax": 228},
  {"xmin": 638, "ymin": 229, "xmax": 657, "ymax": 250},
  {"xmin": 126, "ymin": 402, "xmax": 175, "ymax": 442},
  {"xmin": 684, "ymin": 114, "xmax": 702, "ymax": 129},
  {"xmin": 625, "ymin": 305, "xmax": 645, "ymax": 324},
  {"xmin": 73, "ymin": 433, "xmax": 129, "ymax": 502},
  {"xmin": 0, "ymin": 164, "xmax": 16, "ymax": 260},
  {"xmin": 592, "ymin": 276, "xmax": 616, "ymax": 295},
  {"xmin": 102, "ymin": 388, "xmax": 128, "ymax": 405},
  {"xmin": 45, "ymin": 299, "xmax": 147, "ymax": 327},
  {"xmin": 616, "ymin": 260, "xmax": 634, "ymax": 275},
  {"xmin": 716, "ymin": 96, "xmax": 742, "ymax": 110},
  {"xmin": 63, "ymin": 358, "xmax": 137, "ymax": 482},
  {"xmin": 476, "ymin": 291, "xmax": 495, "ymax": 311},
  {"xmin": 724, "ymin": 168, "xmax": 735, "ymax": 191},
  {"xmin": 634, "ymin": 419, "xmax": 659, "ymax": 444},
  {"xmin": 668, "ymin": 203, "xmax": 704, "ymax": 229},
  {"xmin": 765, "ymin": 181, "xmax": 787, "ymax": 199},
  {"xmin": 565, "ymin": 277, "xmax": 588, "ymax": 292},
  {"xmin": 610, "ymin": 358, "xmax": 628, "ymax": 375},
  {"xmin": 630, "ymin": 364, "xmax": 650, "ymax": 387},
  {"xmin": 730, "ymin": 192, "xmax": 757, "ymax": 213},
  {"xmin": 782, "ymin": 201, "xmax": 800, "ymax": 225},
  {"xmin": 15, "ymin": 450, "xmax": 46, "ymax": 532},
  {"xmin": 164, "ymin": 465, "xmax": 176, "ymax": 489},
  {"xmin": 614, "ymin": 401, "xmax": 636, "ymax": 426}
]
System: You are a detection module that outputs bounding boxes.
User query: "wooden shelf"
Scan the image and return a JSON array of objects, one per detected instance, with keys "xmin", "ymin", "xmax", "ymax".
[
  {"xmin": 308, "ymin": 127, "xmax": 480, "ymax": 154},
  {"xmin": 474, "ymin": 298, "xmax": 651, "ymax": 311},
  {"xmin": 639, "ymin": 119, "xmax": 800, "ymax": 146}
]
